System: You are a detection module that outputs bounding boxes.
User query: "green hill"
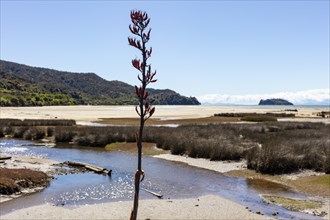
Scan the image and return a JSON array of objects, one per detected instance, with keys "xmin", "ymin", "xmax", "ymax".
[{"xmin": 0, "ymin": 60, "xmax": 200, "ymax": 106}]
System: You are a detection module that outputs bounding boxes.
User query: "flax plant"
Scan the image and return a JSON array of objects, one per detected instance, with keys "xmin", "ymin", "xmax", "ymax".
[{"xmin": 128, "ymin": 10, "xmax": 157, "ymax": 220}]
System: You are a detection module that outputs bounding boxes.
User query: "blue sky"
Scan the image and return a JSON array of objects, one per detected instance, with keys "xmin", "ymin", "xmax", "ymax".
[{"xmin": 1, "ymin": 1, "xmax": 329, "ymax": 104}]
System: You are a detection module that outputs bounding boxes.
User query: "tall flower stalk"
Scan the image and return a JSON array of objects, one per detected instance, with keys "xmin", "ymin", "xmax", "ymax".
[{"xmin": 128, "ymin": 10, "xmax": 156, "ymax": 220}]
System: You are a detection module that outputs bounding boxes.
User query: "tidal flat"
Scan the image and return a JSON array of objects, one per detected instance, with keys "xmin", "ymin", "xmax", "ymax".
[{"xmin": 1, "ymin": 105, "xmax": 329, "ymax": 122}]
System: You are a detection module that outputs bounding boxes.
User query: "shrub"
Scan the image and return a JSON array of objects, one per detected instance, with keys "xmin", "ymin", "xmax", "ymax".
[
  {"xmin": 23, "ymin": 128, "xmax": 45, "ymax": 140},
  {"xmin": 0, "ymin": 128, "xmax": 4, "ymax": 138},
  {"xmin": 23, "ymin": 119, "xmax": 76, "ymax": 126},
  {"xmin": 12, "ymin": 127, "xmax": 29, "ymax": 138},
  {"xmin": 54, "ymin": 127, "xmax": 76, "ymax": 142},
  {"xmin": 47, "ymin": 127, "xmax": 54, "ymax": 137},
  {"xmin": 241, "ymin": 116, "xmax": 277, "ymax": 122},
  {"xmin": 2, "ymin": 126, "xmax": 13, "ymax": 135},
  {"xmin": 324, "ymin": 155, "xmax": 330, "ymax": 174}
]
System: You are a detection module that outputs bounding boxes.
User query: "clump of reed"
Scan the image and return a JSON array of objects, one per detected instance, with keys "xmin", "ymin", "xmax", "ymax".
[
  {"xmin": 0, "ymin": 119, "xmax": 76, "ymax": 126},
  {"xmin": 239, "ymin": 122, "xmax": 330, "ymax": 174},
  {"xmin": 0, "ymin": 129, "xmax": 4, "ymax": 138},
  {"xmin": 22, "ymin": 128, "xmax": 45, "ymax": 140},
  {"xmin": 144, "ymin": 125, "xmax": 252, "ymax": 161},
  {"xmin": 54, "ymin": 126, "xmax": 137, "ymax": 146},
  {"xmin": 0, "ymin": 126, "xmax": 46, "ymax": 141}
]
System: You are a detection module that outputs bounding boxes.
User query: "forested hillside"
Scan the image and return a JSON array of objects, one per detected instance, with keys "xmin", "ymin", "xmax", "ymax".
[{"xmin": 0, "ymin": 60, "xmax": 200, "ymax": 106}]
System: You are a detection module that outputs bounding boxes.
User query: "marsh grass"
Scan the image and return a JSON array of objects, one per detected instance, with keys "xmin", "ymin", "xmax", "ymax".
[
  {"xmin": 240, "ymin": 116, "xmax": 277, "ymax": 122},
  {"xmin": 52, "ymin": 122, "xmax": 330, "ymax": 174},
  {"xmin": 0, "ymin": 119, "xmax": 76, "ymax": 126},
  {"xmin": 2, "ymin": 121, "xmax": 329, "ymax": 175},
  {"xmin": 214, "ymin": 113, "xmax": 295, "ymax": 118},
  {"xmin": 55, "ymin": 126, "xmax": 137, "ymax": 146}
]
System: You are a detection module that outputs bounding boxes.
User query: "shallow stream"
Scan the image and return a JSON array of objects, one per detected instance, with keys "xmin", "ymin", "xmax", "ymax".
[{"xmin": 0, "ymin": 139, "xmax": 321, "ymax": 219}]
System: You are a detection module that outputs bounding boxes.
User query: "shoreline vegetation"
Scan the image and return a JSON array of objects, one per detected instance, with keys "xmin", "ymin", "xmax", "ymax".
[
  {"xmin": 1, "ymin": 118, "xmax": 329, "ymax": 175},
  {"xmin": 0, "ymin": 107, "xmax": 329, "ymax": 219}
]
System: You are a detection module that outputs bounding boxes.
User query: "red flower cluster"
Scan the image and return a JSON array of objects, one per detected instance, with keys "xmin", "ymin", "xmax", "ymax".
[
  {"xmin": 129, "ymin": 10, "xmax": 156, "ymax": 121},
  {"xmin": 146, "ymin": 47, "xmax": 152, "ymax": 58},
  {"xmin": 128, "ymin": 38, "xmax": 142, "ymax": 51},
  {"xmin": 132, "ymin": 59, "xmax": 142, "ymax": 71},
  {"xmin": 146, "ymin": 66, "xmax": 157, "ymax": 83},
  {"xmin": 130, "ymin": 10, "xmax": 150, "ymax": 29}
]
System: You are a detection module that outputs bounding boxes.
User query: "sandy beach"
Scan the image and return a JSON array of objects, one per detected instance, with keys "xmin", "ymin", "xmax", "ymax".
[
  {"xmin": 154, "ymin": 154, "xmax": 246, "ymax": 173},
  {"xmin": 1, "ymin": 105, "xmax": 329, "ymax": 122},
  {"xmin": 1, "ymin": 194, "xmax": 273, "ymax": 220}
]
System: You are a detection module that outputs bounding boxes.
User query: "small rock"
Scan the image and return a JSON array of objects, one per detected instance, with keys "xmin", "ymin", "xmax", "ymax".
[
  {"xmin": 195, "ymin": 204, "xmax": 199, "ymax": 207},
  {"xmin": 272, "ymin": 212, "xmax": 278, "ymax": 216},
  {"xmin": 256, "ymin": 211, "xmax": 261, "ymax": 215}
]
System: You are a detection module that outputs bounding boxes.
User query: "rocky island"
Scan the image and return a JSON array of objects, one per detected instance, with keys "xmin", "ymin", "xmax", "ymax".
[{"xmin": 258, "ymin": 98, "xmax": 293, "ymax": 105}]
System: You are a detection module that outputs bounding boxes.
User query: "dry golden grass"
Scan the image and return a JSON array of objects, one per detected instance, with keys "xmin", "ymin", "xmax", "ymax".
[{"xmin": 0, "ymin": 168, "xmax": 50, "ymax": 195}]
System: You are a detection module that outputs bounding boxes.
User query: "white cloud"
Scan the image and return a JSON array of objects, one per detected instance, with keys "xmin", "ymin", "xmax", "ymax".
[{"xmin": 197, "ymin": 89, "xmax": 330, "ymax": 105}]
